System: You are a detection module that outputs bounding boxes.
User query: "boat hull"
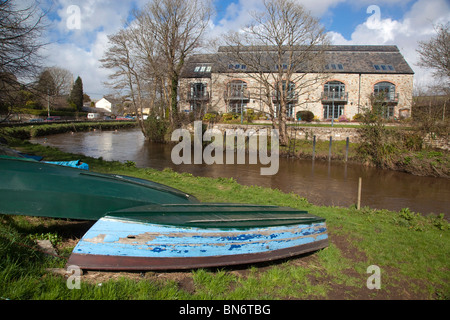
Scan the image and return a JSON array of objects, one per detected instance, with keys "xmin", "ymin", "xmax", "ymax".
[
  {"xmin": 68, "ymin": 239, "xmax": 328, "ymax": 271},
  {"xmin": 0, "ymin": 157, "xmax": 198, "ymax": 220},
  {"xmin": 67, "ymin": 205, "xmax": 328, "ymax": 270}
]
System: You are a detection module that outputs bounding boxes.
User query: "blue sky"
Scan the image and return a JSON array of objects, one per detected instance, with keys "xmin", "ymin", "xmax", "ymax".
[{"xmin": 37, "ymin": 0, "xmax": 450, "ymax": 100}]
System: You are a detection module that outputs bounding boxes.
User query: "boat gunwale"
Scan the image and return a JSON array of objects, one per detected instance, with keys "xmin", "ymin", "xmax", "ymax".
[{"xmin": 67, "ymin": 238, "xmax": 329, "ymax": 271}]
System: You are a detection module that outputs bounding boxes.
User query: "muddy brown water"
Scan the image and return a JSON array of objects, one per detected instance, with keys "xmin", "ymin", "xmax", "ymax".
[{"xmin": 30, "ymin": 129, "xmax": 449, "ymax": 217}]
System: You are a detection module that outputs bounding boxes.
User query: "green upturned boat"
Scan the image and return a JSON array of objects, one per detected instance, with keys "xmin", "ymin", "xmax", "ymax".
[{"xmin": 0, "ymin": 155, "xmax": 198, "ymax": 221}]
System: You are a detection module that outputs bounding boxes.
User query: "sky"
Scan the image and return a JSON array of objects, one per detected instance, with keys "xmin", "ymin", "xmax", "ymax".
[{"xmin": 36, "ymin": 0, "xmax": 450, "ymax": 100}]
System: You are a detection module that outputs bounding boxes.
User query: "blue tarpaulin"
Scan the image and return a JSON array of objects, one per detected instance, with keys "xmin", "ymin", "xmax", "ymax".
[{"xmin": 43, "ymin": 160, "xmax": 89, "ymax": 170}]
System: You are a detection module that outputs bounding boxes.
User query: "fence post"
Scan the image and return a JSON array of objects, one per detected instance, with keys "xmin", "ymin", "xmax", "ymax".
[
  {"xmin": 345, "ymin": 137, "xmax": 349, "ymax": 162},
  {"xmin": 312, "ymin": 135, "xmax": 316, "ymax": 161},
  {"xmin": 328, "ymin": 136, "xmax": 332, "ymax": 161},
  {"xmin": 357, "ymin": 177, "xmax": 362, "ymax": 210}
]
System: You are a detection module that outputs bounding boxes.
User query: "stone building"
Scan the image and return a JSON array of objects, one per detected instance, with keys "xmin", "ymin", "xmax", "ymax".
[{"xmin": 179, "ymin": 45, "xmax": 414, "ymax": 121}]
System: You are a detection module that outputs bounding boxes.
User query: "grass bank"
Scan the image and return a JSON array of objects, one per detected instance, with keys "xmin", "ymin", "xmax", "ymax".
[
  {"xmin": 0, "ymin": 140, "xmax": 449, "ymax": 300},
  {"xmin": 0, "ymin": 121, "xmax": 137, "ymax": 140}
]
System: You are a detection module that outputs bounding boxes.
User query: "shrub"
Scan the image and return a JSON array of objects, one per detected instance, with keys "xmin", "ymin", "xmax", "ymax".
[
  {"xmin": 338, "ymin": 115, "xmax": 349, "ymax": 122},
  {"xmin": 222, "ymin": 112, "xmax": 240, "ymax": 123},
  {"xmin": 144, "ymin": 113, "xmax": 169, "ymax": 142},
  {"xmin": 203, "ymin": 112, "xmax": 219, "ymax": 123},
  {"xmin": 352, "ymin": 114, "xmax": 363, "ymax": 122},
  {"xmin": 245, "ymin": 109, "xmax": 255, "ymax": 122},
  {"xmin": 296, "ymin": 110, "xmax": 314, "ymax": 122}
]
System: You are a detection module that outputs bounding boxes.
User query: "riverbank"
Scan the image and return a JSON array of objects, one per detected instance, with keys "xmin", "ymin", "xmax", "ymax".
[
  {"xmin": 0, "ymin": 121, "xmax": 137, "ymax": 140},
  {"xmin": 0, "ymin": 140, "xmax": 448, "ymax": 300},
  {"xmin": 279, "ymin": 138, "xmax": 450, "ymax": 178},
  {"xmin": 1, "ymin": 121, "xmax": 448, "ymax": 178}
]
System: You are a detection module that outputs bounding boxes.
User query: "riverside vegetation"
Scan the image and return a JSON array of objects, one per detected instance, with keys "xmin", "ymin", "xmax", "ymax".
[{"xmin": 0, "ymin": 137, "xmax": 448, "ymax": 300}]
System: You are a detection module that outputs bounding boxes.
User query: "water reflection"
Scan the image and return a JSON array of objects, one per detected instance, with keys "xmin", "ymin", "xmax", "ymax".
[{"xmin": 31, "ymin": 129, "xmax": 449, "ymax": 216}]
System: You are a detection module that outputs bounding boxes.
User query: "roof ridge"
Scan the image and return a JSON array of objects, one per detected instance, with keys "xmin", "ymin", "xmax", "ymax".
[{"xmin": 218, "ymin": 45, "xmax": 399, "ymax": 53}]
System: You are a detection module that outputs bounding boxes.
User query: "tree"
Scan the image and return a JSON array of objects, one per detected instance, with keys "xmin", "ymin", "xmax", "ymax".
[
  {"xmin": 222, "ymin": 0, "xmax": 329, "ymax": 145},
  {"xmin": 47, "ymin": 67, "xmax": 73, "ymax": 96},
  {"xmin": 417, "ymin": 23, "xmax": 450, "ymax": 86},
  {"xmin": 416, "ymin": 23, "xmax": 449, "ymax": 133},
  {"xmin": 136, "ymin": 0, "xmax": 212, "ymax": 127},
  {"xmin": 0, "ymin": 0, "xmax": 48, "ymax": 121},
  {"xmin": 101, "ymin": 0, "xmax": 212, "ymax": 139},
  {"xmin": 101, "ymin": 28, "xmax": 150, "ymax": 136},
  {"xmin": 69, "ymin": 76, "xmax": 83, "ymax": 111},
  {"xmin": 36, "ymin": 70, "xmax": 56, "ymax": 97}
]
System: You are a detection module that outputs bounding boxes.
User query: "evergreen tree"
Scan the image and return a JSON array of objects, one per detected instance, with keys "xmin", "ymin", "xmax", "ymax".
[{"xmin": 69, "ymin": 76, "xmax": 83, "ymax": 111}]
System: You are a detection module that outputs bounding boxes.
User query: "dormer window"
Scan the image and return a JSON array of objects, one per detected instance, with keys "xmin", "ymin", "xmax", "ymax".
[
  {"xmin": 195, "ymin": 65, "xmax": 212, "ymax": 73},
  {"xmin": 325, "ymin": 63, "xmax": 344, "ymax": 71},
  {"xmin": 373, "ymin": 64, "xmax": 395, "ymax": 71}
]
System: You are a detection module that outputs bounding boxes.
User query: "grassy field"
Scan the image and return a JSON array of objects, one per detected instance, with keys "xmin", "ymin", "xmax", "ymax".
[{"xmin": 0, "ymin": 139, "xmax": 449, "ymax": 301}]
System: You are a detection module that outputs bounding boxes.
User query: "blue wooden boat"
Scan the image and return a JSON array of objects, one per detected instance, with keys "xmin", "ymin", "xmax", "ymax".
[
  {"xmin": 0, "ymin": 151, "xmax": 329, "ymax": 271},
  {"xmin": 68, "ymin": 204, "xmax": 328, "ymax": 270}
]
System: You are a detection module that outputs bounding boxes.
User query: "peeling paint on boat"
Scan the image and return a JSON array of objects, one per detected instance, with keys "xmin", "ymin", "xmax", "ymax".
[{"xmin": 72, "ymin": 216, "xmax": 328, "ymax": 259}]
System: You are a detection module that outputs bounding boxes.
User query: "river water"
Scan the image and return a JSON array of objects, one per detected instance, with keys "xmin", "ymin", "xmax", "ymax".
[{"xmin": 30, "ymin": 128, "xmax": 449, "ymax": 217}]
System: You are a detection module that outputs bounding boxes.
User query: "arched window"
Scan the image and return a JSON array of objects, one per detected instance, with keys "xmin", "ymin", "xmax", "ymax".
[
  {"xmin": 324, "ymin": 81, "xmax": 345, "ymax": 98},
  {"xmin": 322, "ymin": 81, "xmax": 346, "ymax": 120},
  {"xmin": 374, "ymin": 82, "xmax": 396, "ymax": 101},
  {"xmin": 227, "ymin": 80, "xmax": 247, "ymax": 99},
  {"xmin": 373, "ymin": 82, "xmax": 397, "ymax": 118}
]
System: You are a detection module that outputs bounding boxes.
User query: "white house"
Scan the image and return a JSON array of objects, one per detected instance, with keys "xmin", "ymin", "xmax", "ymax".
[{"xmin": 95, "ymin": 98, "xmax": 112, "ymax": 113}]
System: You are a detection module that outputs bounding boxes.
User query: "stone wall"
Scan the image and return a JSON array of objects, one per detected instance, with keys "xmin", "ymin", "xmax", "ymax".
[
  {"xmin": 423, "ymin": 133, "xmax": 450, "ymax": 151},
  {"xmin": 206, "ymin": 123, "xmax": 361, "ymax": 142},
  {"xmin": 189, "ymin": 123, "xmax": 450, "ymax": 150}
]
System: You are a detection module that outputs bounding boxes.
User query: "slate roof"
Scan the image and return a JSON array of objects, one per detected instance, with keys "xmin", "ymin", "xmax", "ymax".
[{"xmin": 181, "ymin": 45, "xmax": 414, "ymax": 78}]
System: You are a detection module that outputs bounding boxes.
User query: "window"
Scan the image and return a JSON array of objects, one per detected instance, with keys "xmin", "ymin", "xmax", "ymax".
[
  {"xmin": 228, "ymin": 102, "xmax": 246, "ymax": 114},
  {"xmin": 274, "ymin": 81, "xmax": 296, "ymax": 100},
  {"xmin": 195, "ymin": 65, "xmax": 211, "ymax": 73},
  {"xmin": 241, "ymin": 65, "xmax": 247, "ymax": 70},
  {"xmin": 374, "ymin": 82, "xmax": 397, "ymax": 117},
  {"xmin": 190, "ymin": 83, "xmax": 207, "ymax": 99},
  {"xmin": 227, "ymin": 80, "xmax": 247, "ymax": 98},
  {"xmin": 323, "ymin": 105, "xmax": 344, "ymax": 120},
  {"xmin": 325, "ymin": 63, "xmax": 344, "ymax": 71},
  {"xmin": 324, "ymin": 81, "xmax": 345, "ymax": 99},
  {"xmin": 274, "ymin": 103, "xmax": 295, "ymax": 118},
  {"xmin": 275, "ymin": 64, "xmax": 289, "ymax": 70},
  {"xmin": 374, "ymin": 81, "xmax": 396, "ymax": 99},
  {"xmin": 374, "ymin": 64, "xmax": 395, "ymax": 71}
]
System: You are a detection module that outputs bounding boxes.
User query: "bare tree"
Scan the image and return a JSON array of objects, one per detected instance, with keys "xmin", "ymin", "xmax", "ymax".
[
  {"xmin": 101, "ymin": 29, "xmax": 149, "ymax": 135},
  {"xmin": 137, "ymin": 0, "xmax": 212, "ymax": 127},
  {"xmin": 222, "ymin": 0, "xmax": 329, "ymax": 145},
  {"xmin": 102, "ymin": 0, "xmax": 213, "ymax": 139},
  {"xmin": 47, "ymin": 67, "xmax": 73, "ymax": 96},
  {"xmin": 417, "ymin": 23, "xmax": 450, "ymax": 87},
  {"xmin": 0, "ymin": 0, "xmax": 48, "ymax": 121}
]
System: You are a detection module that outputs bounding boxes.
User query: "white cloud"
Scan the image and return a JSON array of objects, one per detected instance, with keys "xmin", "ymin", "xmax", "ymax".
[
  {"xmin": 39, "ymin": 0, "xmax": 449, "ymax": 100},
  {"xmin": 41, "ymin": 0, "xmax": 140, "ymax": 100},
  {"xmin": 328, "ymin": 0, "xmax": 450, "ymax": 87}
]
